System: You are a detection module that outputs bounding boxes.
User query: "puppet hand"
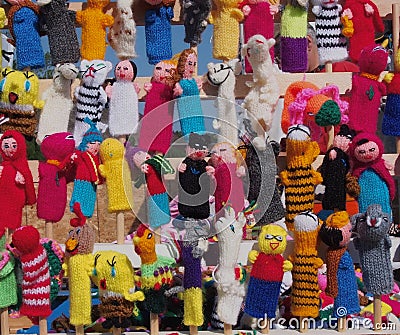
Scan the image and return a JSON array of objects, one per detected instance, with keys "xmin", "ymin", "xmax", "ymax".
[
  {"xmin": 144, "ymin": 82, "xmax": 152, "ymax": 92},
  {"xmin": 329, "ymin": 149, "xmax": 337, "ymax": 160},
  {"xmin": 15, "ymin": 171, "xmax": 25, "ymax": 184},
  {"xmin": 0, "ymin": 166, "xmax": 3, "ymax": 178},
  {"xmin": 141, "ymin": 163, "xmax": 149, "ymax": 173},
  {"xmin": 178, "ymin": 163, "xmax": 187, "ymax": 173},
  {"xmin": 236, "ymin": 165, "xmax": 246, "ymax": 178},
  {"xmin": 206, "ymin": 165, "xmax": 215, "ymax": 176}
]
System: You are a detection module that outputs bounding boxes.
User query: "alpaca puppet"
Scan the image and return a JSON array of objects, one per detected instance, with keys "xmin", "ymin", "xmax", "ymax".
[
  {"xmin": 182, "ymin": 0, "xmax": 211, "ymax": 46},
  {"xmin": 0, "ymin": 229, "xmax": 17, "ymax": 312}
]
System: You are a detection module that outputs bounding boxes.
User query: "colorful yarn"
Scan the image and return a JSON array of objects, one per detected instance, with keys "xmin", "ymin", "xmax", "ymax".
[
  {"xmin": 382, "ymin": 74, "xmax": 400, "ymax": 136},
  {"xmin": 0, "ymin": 234, "xmax": 17, "ymax": 309},
  {"xmin": 183, "ymin": 287, "xmax": 203, "ymax": 326},
  {"xmin": 148, "ymin": 192, "xmax": 170, "ymax": 228}
]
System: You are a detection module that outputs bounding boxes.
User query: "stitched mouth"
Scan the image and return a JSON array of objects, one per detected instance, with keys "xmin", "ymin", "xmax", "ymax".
[{"xmin": 8, "ymin": 92, "xmax": 18, "ymax": 104}]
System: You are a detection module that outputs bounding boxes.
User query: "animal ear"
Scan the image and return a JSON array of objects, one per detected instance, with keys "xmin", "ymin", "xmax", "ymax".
[
  {"xmin": 267, "ymin": 38, "xmax": 276, "ymax": 48},
  {"xmin": 228, "ymin": 58, "xmax": 242, "ymax": 75},
  {"xmin": 80, "ymin": 59, "xmax": 90, "ymax": 70},
  {"xmin": 207, "ymin": 62, "xmax": 215, "ymax": 71},
  {"xmin": 105, "ymin": 61, "xmax": 113, "ymax": 73}
]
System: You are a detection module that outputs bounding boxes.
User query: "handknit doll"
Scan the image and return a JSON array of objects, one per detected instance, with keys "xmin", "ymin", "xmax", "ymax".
[
  {"xmin": 291, "ymin": 211, "xmax": 323, "ymax": 318},
  {"xmin": 209, "ymin": 0, "xmax": 244, "ymax": 61},
  {"xmin": 241, "ymin": 35, "xmax": 279, "ymax": 150},
  {"xmin": 0, "ymin": 229, "xmax": 17, "ymax": 313},
  {"xmin": 174, "ymin": 49, "xmax": 205, "ymax": 136},
  {"xmin": 108, "ymin": 0, "xmax": 137, "ymax": 60},
  {"xmin": 73, "ymin": 59, "xmax": 112, "ymax": 146},
  {"xmin": 105, "ymin": 60, "xmax": 140, "ymax": 139},
  {"xmin": 99, "ymin": 138, "xmax": 133, "ymax": 213},
  {"xmin": 182, "ymin": 0, "xmax": 211, "ymax": 46},
  {"xmin": 319, "ymin": 211, "xmax": 360, "ymax": 319},
  {"xmin": 144, "ymin": 0, "xmax": 175, "ymax": 65},
  {"xmin": 12, "ymin": 226, "xmax": 52, "ymax": 320},
  {"xmin": 351, "ymin": 204, "xmax": 393, "ymax": 296},
  {"xmin": 37, "ymin": 63, "xmax": 78, "ymax": 144},
  {"xmin": 245, "ymin": 224, "xmax": 292, "ymax": 322},
  {"xmin": 38, "ymin": 0, "xmax": 80, "ymax": 65},
  {"xmin": 279, "ymin": 125, "xmax": 322, "ymax": 231},
  {"xmin": 0, "ymin": 130, "xmax": 36, "ymax": 233},
  {"xmin": 341, "ymin": 0, "xmax": 384, "ymax": 62},
  {"xmin": 91, "ymin": 250, "xmax": 145, "ymax": 329},
  {"xmin": 37, "ymin": 132, "xmax": 75, "ymax": 223},
  {"xmin": 76, "ymin": 0, "xmax": 114, "ymax": 61},
  {"xmin": 312, "ymin": 0, "xmax": 348, "ymax": 64},
  {"xmin": 347, "ymin": 44, "xmax": 388, "ymax": 134},
  {"xmin": 280, "ymin": 0, "xmax": 309, "ymax": 73},
  {"xmin": 178, "ymin": 133, "xmax": 214, "ymax": 220},
  {"xmin": 139, "ymin": 59, "xmax": 176, "ymax": 155},
  {"xmin": 5, "ymin": 0, "xmax": 45, "ymax": 70}
]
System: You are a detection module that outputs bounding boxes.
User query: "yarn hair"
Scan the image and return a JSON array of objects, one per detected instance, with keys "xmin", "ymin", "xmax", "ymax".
[
  {"xmin": 319, "ymin": 223, "xmax": 343, "ymax": 248},
  {"xmin": 176, "ymin": 48, "xmax": 197, "ymax": 81}
]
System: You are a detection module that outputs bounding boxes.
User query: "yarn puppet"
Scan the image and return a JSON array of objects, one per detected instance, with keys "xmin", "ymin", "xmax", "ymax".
[
  {"xmin": 178, "ymin": 133, "xmax": 214, "ymax": 220},
  {"xmin": 139, "ymin": 59, "xmax": 176, "ymax": 155},
  {"xmin": 37, "ymin": 63, "xmax": 78, "ymax": 144},
  {"xmin": 312, "ymin": 0, "xmax": 348, "ymax": 64},
  {"xmin": 12, "ymin": 226, "xmax": 52, "ymax": 320},
  {"xmin": 174, "ymin": 49, "xmax": 205, "ymax": 136},
  {"xmin": 91, "ymin": 250, "xmax": 145, "ymax": 329},
  {"xmin": 0, "ymin": 229, "xmax": 17, "ymax": 311},
  {"xmin": 73, "ymin": 59, "xmax": 112, "ymax": 146},
  {"xmin": 351, "ymin": 204, "xmax": 393, "ymax": 295},
  {"xmin": 0, "ymin": 130, "xmax": 36, "ymax": 233},
  {"xmin": 319, "ymin": 211, "xmax": 360, "ymax": 319},
  {"xmin": 37, "ymin": 132, "xmax": 75, "ymax": 223},
  {"xmin": 76, "ymin": 0, "xmax": 114, "ymax": 61},
  {"xmin": 245, "ymin": 224, "xmax": 292, "ymax": 321},
  {"xmin": 182, "ymin": 0, "xmax": 211, "ymax": 46},
  {"xmin": 280, "ymin": 0, "xmax": 309, "ymax": 73},
  {"xmin": 144, "ymin": 0, "xmax": 175, "ymax": 65},
  {"xmin": 347, "ymin": 44, "xmax": 388, "ymax": 134},
  {"xmin": 209, "ymin": 0, "xmax": 244, "ymax": 61},
  {"xmin": 280, "ymin": 125, "xmax": 322, "ymax": 231},
  {"xmin": 99, "ymin": 138, "xmax": 133, "ymax": 213},
  {"xmin": 108, "ymin": 0, "xmax": 137, "ymax": 60},
  {"xmin": 38, "ymin": 0, "xmax": 80, "ymax": 65},
  {"xmin": 206, "ymin": 59, "xmax": 242, "ymax": 146},
  {"xmin": 241, "ymin": 35, "xmax": 279, "ymax": 150},
  {"xmin": 341, "ymin": 0, "xmax": 384, "ymax": 62},
  {"xmin": 105, "ymin": 60, "xmax": 140, "ymax": 139},
  {"xmin": 291, "ymin": 211, "xmax": 323, "ymax": 318},
  {"xmin": 5, "ymin": 0, "xmax": 45, "ymax": 70}
]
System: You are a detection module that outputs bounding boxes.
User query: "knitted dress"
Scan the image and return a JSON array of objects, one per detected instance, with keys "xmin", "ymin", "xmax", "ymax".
[
  {"xmin": 0, "ymin": 235, "xmax": 17, "ymax": 309},
  {"xmin": 382, "ymin": 74, "xmax": 400, "ymax": 136}
]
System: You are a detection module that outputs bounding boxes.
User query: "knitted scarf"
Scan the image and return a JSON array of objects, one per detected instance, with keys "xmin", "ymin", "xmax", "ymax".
[
  {"xmin": 325, "ymin": 247, "xmax": 347, "ymax": 299},
  {"xmin": 7, "ymin": 0, "xmax": 40, "ymax": 43}
]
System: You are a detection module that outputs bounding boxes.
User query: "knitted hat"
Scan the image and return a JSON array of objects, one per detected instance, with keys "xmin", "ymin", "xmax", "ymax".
[
  {"xmin": 0, "ymin": 233, "xmax": 18, "ymax": 309},
  {"xmin": 337, "ymin": 124, "xmax": 356, "ymax": 140},
  {"xmin": 188, "ymin": 132, "xmax": 209, "ymax": 150},
  {"xmin": 78, "ymin": 118, "xmax": 103, "ymax": 152},
  {"xmin": 183, "ymin": 0, "xmax": 211, "ymax": 46}
]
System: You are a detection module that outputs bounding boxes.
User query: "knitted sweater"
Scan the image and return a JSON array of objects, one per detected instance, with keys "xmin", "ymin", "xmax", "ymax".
[{"xmin": 0, "ymin": 236, "xmax": 17, "ymax": 309}]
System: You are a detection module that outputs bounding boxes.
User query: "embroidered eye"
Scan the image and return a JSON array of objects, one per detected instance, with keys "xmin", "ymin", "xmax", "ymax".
[
  {"xmin": 275, "ymin": 236, "xmax": 283, "ymax": 242},
  {"xmin": 24, "ymin": 80, "xmax": 31, "ymax": 92},
  {"xmin": 265, "ymin": 234, "xmax": 273, "ymax": 240},
  {"xmin": 0, "ymin": 78, "xmax": 6, "ymax": 92},
  {"xmin": 147, "ymin": 232, "xmax": 152, "ymax": 239}
]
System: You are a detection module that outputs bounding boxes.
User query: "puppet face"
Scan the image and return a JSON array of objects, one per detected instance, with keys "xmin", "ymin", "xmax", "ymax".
[
  {"xmin": 210, "ymin": 142, "xmax": 236, "ymax": 165},
  {"xmin": 183, "ymin": 53, "xmax": 197, "ymax": 79},
  {"xmin": 115, "ymin": 60, "xmax": 135, "ymax": 82},
  {"xmin": 333, "ymin": 135, "xmax": 351, "ymax": 152},
  {"xmin": 258, "ymin": 224, "xmax": 287, "ymax": 255},
  {"xmin": 339, "ymin": 221, "xmax": 352, "ymax": 247},
  {"xmin": 86, "ymin": 141, "xmax": 101, "ymax": 156},
  {"xmin": 1, "ymin": 137, "xmax": 17, "ymax": 157},
  {"xmin": 153, "ymin": 61, "xmax": 175, "ymax": 85},
  {"xmin": 186, "ymin": 145, "xmax": 208, "ymax": 160},
  {"xmin": 133, "ymin": 150, "xmax": 151, "ymax": 167},
  {"xmin": 354, "ymin": 140, "xmax": 379, "ymax": 163}
]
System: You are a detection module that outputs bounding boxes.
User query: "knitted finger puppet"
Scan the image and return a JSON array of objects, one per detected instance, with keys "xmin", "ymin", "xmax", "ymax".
[
  {"xmin": 209, "ymin": 0, "xmax": 244, "ymax": 61},
  {"xmin": 99, "ymin": 138, "xmax": 133, "ymax": 212},
  {"xmin": 0, "ymin": 230, "xmax": 18, "ymax": 311},
  {"xmin": 108, "ymin": 0, "xmax": 137, "ymax": 60},
  {"xmin": 351, "ymin": 204, "xmax": 393, "ymax": 295},
  {"xmin": 64, "ymin": 220, "xmax": 95, "ymax": 327},
  {"xmin": 91, "ymin": 250, "xmax": 145, "ymax": 329},
  {"xmin": 38, "ymin": 0, "xmax": 80, "ymax": 65},
  {"xmin": 12, "ymin": 226, "xmax": 51, "ymax": 319},
  {"xmin": 182, "ymin": 0, "xmax": 211, "ymax": 46},
  {"xmin": 73, "ymin": 59, "xmax": 112, "ymax": 146},
  {"xmin": 290, "ymin": 211, "xmax": 323, "ymax": 318},
  {"xmin": 349, "ymin": 132, "xmax": 395, "ymax": 218},
  {"xmin": 105, "ymin": 60, "xmax": 139, "ymax": 138},
  {"xmin": 279, "ymin": 125, "xmax": 322, "ymax": 231},
  {"xmin": 174, "ymin": 49, "xmax": 205, "ymax": 136},
  {"xmin": 133, "ymin": 224, "xmax": 175, "ymax": 314},
  {"xmin": 178, "ymin": 133, "xmax": 214, "ymax": 220},
  {"xmin": 0, "ymin": 130, "xmax": 36, "ymax": 232},
  {"xmin": 241, "ymin": 35, "xmax": 279, "ymax": 149},
  {"xmin": 245, "ymin": 224, "xmax": 292, "ymax": 319},
  {"xmin": 144, "ymin": 0, "xmax": 175, "ymax": 65},
  {"xmin": 214, "ymin": 207, "xmax": 246, "ymax": 325},
  {"xmin": 348, "ymin": 44, "xmax": 388, "ymax": 134},
  {"xmin": 6, "ymin": 0, "xmax": 45, "ymax": 70},
  {"xmin": 139, "ymin": 59, "xmax": 176, "ymax": 155},
  {"xmin": 0, "ymin": 68, "xmax": 44, "ymax": 137},
  {"xmin": 76, "ymin": 0, "xmax": 114, "ymax": 61},
  {"xmin": 280, "ymin": 0, "xmax": 308, "ymax": 73},
  {"xmin": 207, "ymin": 59, "xmax": 241, "ymax": 146},
  {"xmin": 312, "ymin": 0, "xmax": 348, "ymax": 64},
  {"xmin": 37, "ymin": 132, "xmax": 75, "ymax": 223},
  {"xmin": 341, "ymin": 0, "xmax": 384, "ymax": 62},
  {"xmin": 37, "ymin": 63, "xmax": 78, "ymax": 144}
]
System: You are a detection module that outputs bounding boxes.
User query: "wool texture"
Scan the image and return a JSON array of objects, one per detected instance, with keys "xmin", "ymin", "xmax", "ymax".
[
  {"xmin": 0, "ymin": 235, "xmax": 17, "ymax": 308},
  {"xmin": 183, "ymin": 0, "xmax": 211, "ymax": 46},
  {"xmin": 41, "ymin": 238, "xmax": 64, "ymax": 302},
  {"xmin": 325, "ymin": 247, "xmax": 347, "ymax": 298},
  {"xmin": 184, "ymin": 287, "xmax": 203, "ymax": 326},
  {"xmin": 148, "ymin": 192, "xmax": 170, "ymax": 228},
  {"xmin": 382, "ymin": 74, "xmax": 400, "ymax": 136}
]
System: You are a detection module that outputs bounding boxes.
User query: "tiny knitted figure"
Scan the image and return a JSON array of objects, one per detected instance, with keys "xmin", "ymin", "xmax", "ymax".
[
  {"xmin": 105, "ymin": 60, "xmax": 140, "ymax": 138},
  {"xmin": 209, "ymin": 0, "xmax": 244, "ymax": 61},
  {"xmin": 0, "ymin": 130, "xmax": 36, "ymax": 232},
  {"xmin": 38, "ymin": 0, "xmax": 80, "ymax": 65},
  {"xmin": 319, "ymin": 211, "xmax": 360, "ymax": 318},
  {"xmin": 0, "ymin": 229, "xmax": 17, "ymax": 310},
  {"xmin": 351, "ymin": 204, "xmax": 393, "ymax": 295},
  {"xmin": 76, "ymin": 0, "xmax": 114, "ymax": 61},
  {"xmin": 37, "ymin": 132, "xmax": 75, "ymax": 223},
  {"xmin": 174, "ymin": 49, "xmax": 205, "ymax": 136},
  {"xmin": 6, "ymin": 0, "xmax": 45, "ymax": 70},
  {"xmin": 182, "ymin": 0, "xmax": 211, "ymax": 46}
]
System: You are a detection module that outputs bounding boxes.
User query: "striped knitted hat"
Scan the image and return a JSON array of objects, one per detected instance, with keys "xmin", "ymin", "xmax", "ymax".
[{"xmin": 78, "ymin": 118, "xmax": 103, "ymax": 152}]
